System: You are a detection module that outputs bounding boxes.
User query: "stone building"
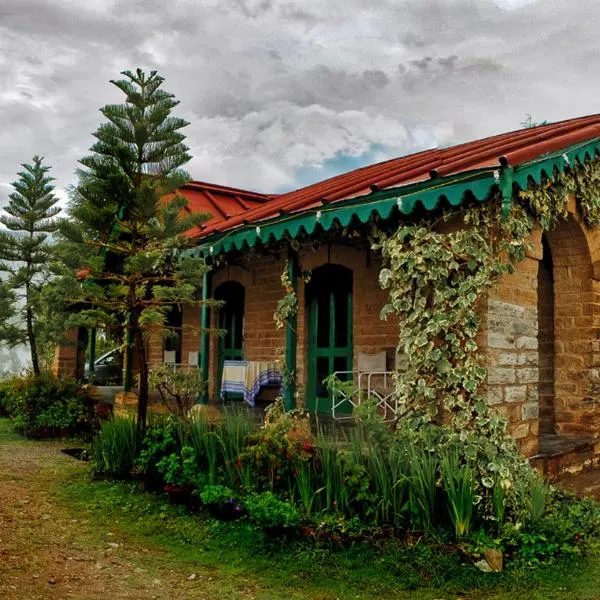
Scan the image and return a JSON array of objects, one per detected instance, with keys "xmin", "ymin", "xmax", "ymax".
[{"xmin": 55, "ymin": 114, "xmax": 600, "ymax": 466}]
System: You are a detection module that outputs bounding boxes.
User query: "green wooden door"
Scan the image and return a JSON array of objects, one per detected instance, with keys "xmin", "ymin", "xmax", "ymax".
[
  {"xmin": 307, "ymin": 266, "xmax": 353, "ymax": 414},
  {"xmin": 215, "ymin": 282, "xmax": 245, "ymax": 397}
]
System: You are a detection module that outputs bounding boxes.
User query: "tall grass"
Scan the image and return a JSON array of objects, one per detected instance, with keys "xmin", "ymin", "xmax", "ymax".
[
  {"xmin": 217, "ymin": 410, "xmax": 253, "ymax": 490},
  {"xmin": 407, "ymin": 445, "xmax": 438, "ymax": 531},
  {"xmin": 440, "ymin": 449, "xmax": 476, "ymax": 540},
  {"xmin": 92, "ymin": 416, "xmax": 138, "ymax": 478}
]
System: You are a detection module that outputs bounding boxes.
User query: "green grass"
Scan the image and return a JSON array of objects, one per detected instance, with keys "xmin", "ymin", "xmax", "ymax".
[{"xmin": 2, "ymin": 417, "xmax": 600, "ymax": 599}]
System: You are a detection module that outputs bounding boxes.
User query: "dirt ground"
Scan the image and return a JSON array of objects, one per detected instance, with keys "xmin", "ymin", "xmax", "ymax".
[{"xmin": 0, "ymin": 436, "xmax": 224, "ymax": 600}]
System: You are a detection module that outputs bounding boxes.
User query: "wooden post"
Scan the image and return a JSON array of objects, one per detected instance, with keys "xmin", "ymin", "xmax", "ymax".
[{"xmin": 284, "ymin": 248, "xmax": 298, "ymax": 410}]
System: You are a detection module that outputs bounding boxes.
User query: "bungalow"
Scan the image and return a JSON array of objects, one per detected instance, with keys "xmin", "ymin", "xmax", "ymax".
[{"xmin": 54, "ymin": 114, "xmax": 600, "ymax": 467}]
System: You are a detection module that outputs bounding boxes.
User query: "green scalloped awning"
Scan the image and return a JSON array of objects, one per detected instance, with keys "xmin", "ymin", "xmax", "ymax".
[{"xmin": 187, "ymin": 136, "xmax": 600, "ymax": 258}]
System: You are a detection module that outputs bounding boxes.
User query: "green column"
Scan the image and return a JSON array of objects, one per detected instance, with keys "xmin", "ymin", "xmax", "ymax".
[
  {"xmin": 284, "ymin": 249, "xmax": 298, "ymax": 411},
  {"xmin": 198, "ymin": 270, "xmax": 212, "ymax": 405},
  {"xmin": 87, "ymin": 328, "xmax": 97, "ymax": 381}
]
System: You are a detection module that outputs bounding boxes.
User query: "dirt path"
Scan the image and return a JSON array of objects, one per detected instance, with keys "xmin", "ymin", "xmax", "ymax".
[{"xmin": 0, "ymin": 434, "xmax": 215, "ymax": 600}]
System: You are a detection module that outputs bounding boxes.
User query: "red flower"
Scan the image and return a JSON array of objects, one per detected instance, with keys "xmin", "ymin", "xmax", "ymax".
[
  {"xmin": 235, "ymin": 459, "xmax": 243, "ymax": 469},
  {"xmin": 76, "ymin": 267, "xmax": 91, "ymax": 280},
  {"xmin": 303, "ymin": 440, "xmax": 314, "ymax": 452}
]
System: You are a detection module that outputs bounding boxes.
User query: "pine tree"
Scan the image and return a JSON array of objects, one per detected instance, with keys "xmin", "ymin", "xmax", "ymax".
[
  {"xmin": 0, "ymin": 157, "xmax": 61, "ymax": 376},
  {"xmin": 60, "ymin": 68, "xmax": 211, "ymax": 431}
]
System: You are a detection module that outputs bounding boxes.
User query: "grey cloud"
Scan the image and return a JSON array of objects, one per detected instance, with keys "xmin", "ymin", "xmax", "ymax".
[{"xmin": 0, "ymin": 0, "xmax": 600, "ymax": 203}]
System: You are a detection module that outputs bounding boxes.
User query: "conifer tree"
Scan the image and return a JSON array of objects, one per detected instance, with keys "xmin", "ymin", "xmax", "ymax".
[
  {"xmin": 0, "ymin": 157, "xmax": 61, "ymax": 376},
  {"xmin": 60, "ymin": 68, "xmax": 211, "ymax": 430}
]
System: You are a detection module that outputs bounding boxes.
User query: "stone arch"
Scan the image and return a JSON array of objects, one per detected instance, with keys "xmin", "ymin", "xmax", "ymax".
[
  {"xmin": 212, "ymin": 263, "xmax": 252, "ymax": 290},
  {"xmin": 544, "ymin": 213, "xmax": 597, "ymax": 437}
]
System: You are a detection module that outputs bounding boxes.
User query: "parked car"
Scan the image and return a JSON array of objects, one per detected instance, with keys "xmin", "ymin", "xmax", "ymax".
[{"xmin": 85, "ymin": 349, "xmax": 123, "ymax": 386}]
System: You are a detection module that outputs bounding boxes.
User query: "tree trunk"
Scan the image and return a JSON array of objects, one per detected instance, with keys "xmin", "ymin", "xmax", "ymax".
[
  {"xmin": 135, "ymin": 327, "xmax": 149, "ymax": 435},
  {"xmin": 25, "ymin": 283, "xmax": 40, "ymax": 378}
]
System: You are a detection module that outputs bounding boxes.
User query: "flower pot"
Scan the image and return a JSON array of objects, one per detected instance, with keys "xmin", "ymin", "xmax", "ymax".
[
  {"xmin": 164, "ymin": 485, "xmax": 192, "ymax": 505},
  {"xmin": 207, "ymin": 501, "xmax": 245, "ymax": 521}
]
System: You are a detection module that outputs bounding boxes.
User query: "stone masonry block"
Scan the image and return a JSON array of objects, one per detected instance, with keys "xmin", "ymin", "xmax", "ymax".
[
  {"xmin": 504, "ymin": 385, "xmax": 527, "ymax": 403},
  {"xmin": 488, "ymin": 332, "xmax": 515, "ymax": 350},
  {"xmin": 516, "ymin": 336, "xmax": 538, "ymax": 350},
  {"xmin": 488, "ymin": 367, "xmax": 516, "ymax": 385},
  {"xmin": 521, "ymin": 403, "xmax": 540, "ymax": 421},
  {"xmin": 516, "ymin": 368, "xmax": 539, "ymax": 384},
  {"xmin": 486, "ymin": 387, "xmax": 503, "ymax": 406},
  {"xmin": 488, "ymin": 299, "xmax": 525, "ymax": 318}
]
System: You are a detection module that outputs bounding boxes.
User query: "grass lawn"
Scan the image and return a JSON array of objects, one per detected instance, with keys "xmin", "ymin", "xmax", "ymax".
[{"xmin": 2, "ymin": 418, "xmax": 600, "ymax": 599}]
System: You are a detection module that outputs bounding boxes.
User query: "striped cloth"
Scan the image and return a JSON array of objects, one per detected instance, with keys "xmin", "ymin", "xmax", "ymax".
[{"xmin": 220, "ymin": 360, "xmax": 282, "ymax": 406}]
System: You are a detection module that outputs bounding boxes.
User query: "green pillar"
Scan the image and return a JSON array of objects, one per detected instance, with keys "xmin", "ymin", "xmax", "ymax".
[
  {"xmin": 87, "ymin": 328, "xmax": 97, "ymax": 381},
  {"xmin": 284, "ymin": 249, "xmax": 298, "ymax": 410},
  {"xmin": 124, "ymin": 320, "xmax": 134, "ymax": 391},
  {"xmin": 198, "ymin": 270, "xmax": 212, "ymax": 405}
]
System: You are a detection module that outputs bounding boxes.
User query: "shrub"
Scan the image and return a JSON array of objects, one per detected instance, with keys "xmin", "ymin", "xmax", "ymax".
[
  {"xmin": 156, "ymin": 446, "xmax": 198, "ymax": 488},
  {"xmin": 245, "ymin": 491, "xmax": 301, "ymax": 532},
  {"xmin": 91, "ymin": 416, "xmax": 138, "ymax": 478},
  {"xmin": 148, "ymin": 364, "xmax": 206, "ymax": 416},
  {"xmin": 136, "ymin": 421, "xmax": 180, "ymax": 487},
  {"xmin": 1, "ymin": 372, "xmax": 94, "ymax": 437}
]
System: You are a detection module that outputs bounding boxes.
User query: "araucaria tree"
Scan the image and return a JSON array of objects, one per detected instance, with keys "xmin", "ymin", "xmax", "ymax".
[
  {"xmin": 60, "ymin": 68, "xmax": 210, "ymax": 430},
  {"xmin": 0, "ymin": 157, "xmax": 61, "ymax": 377}
]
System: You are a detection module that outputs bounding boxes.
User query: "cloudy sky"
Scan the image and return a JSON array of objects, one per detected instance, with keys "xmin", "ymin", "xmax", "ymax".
[{"xmin": 1, "ymin": 0, "xmax": 599, "ymax": 204}]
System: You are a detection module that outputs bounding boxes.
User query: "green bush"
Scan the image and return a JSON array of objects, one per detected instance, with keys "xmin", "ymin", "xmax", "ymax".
[
  {"xmin": 245, "ymin": 491, "xmax": 301, "ymax": 531},
  {"xmin": 91, "ymin": 416, "xmax": 138, "ymax": 478},
  {"xmin": 1, "ymin": 372, "xmax": 94, "ymax": 437}
]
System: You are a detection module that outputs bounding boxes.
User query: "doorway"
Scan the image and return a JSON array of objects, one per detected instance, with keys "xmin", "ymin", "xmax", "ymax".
[{"xmin": 306, "ymin": 265, "xmax": 353, "ymax": 414}]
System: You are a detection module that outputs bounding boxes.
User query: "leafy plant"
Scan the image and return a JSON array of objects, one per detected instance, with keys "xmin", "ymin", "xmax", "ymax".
[
  {"xmin": 199, "ymin": 484, "xmax": 237, "ymax": 505},
  {"xmin": 245, "ymin": 491, "xmax": 301, "ymax": 532},
  {"xmin": 156, "ymin": 446, "xmax": 197, "ymax": 488}
]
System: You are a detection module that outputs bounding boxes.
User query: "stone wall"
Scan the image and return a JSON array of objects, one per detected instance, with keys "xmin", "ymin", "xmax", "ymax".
[{"xmin": 484, "ymin": 252, "xmax": 541, "ymax": 456}]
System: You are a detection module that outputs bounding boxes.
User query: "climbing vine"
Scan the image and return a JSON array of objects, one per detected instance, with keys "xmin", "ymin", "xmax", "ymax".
[
  {"xmin": 376, "ymin": 156, "xmax": 600, "ymax": 443},
  {"xmin": 375, "ymin": 200, "xmax": 531, "ymax": 437}
]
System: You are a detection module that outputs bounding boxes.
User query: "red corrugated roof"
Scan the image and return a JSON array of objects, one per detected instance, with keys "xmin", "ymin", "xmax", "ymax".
[
  {"xmin": 175, "ymin": 181, "xmax": 278, "ymax": 237},
  {"xmin": 188, "ymin": 114, "xmax": 600, "ymax": 239}
]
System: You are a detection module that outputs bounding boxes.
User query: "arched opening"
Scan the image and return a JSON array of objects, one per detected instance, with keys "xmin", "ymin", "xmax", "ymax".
[
  {"xmin": 538, "ymin": 235, "xmax": 555, "ymax": 434},
  {"xmin": 542, "ymin": 214, "xmax": 595, "ymax": 439},
  {"xmin": 214, "ymin": 281, "xmax": 245, "ymax": 396},
  {"xmin": 305, "ymin": 264, "xmax": 353, "ymax": 414}
]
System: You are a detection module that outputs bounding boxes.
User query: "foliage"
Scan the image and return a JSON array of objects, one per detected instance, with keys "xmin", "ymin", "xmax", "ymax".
[
  {"xmin": 273, "ymin": 259, "xmax": 297, "ymax": 330},
  {"xmin": 245, "ymin": 491, "xmax": 301, "ymax": 531},
  {"xmin": 92, "ymin": 416, "xmax": 138, "ymax": 478},
  {"xmin": 199, "ymin": 484, "xmax": 237, "ymax": 505},
  {"xmin": 56, "ymin": 68, "xmax": 212, "ymax": 430},
  {"xmin": 156, "ymin": 445, "xmax": 197, "ymax": 487},
  {"xmin": 239, "ymin": 398, "xmax": 313, "ymax": 491},
  {"xmin": 136, "ymin": 420, "xmax": 180, "ymax": 484},
  {"xmin": 1, "ymin": 372, "xmax": 94, "ymax": 437},
  {"xmin": 148, "ymin": 364, "xmax": 206, "ymax": 417},
  {"xmin": 0, "ymin": 156, "xmax": 61, "ymax": 376}
]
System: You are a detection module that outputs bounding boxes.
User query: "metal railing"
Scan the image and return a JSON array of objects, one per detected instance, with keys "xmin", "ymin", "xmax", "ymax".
[{"xmin": 330, "ymin": 370, "xmax": 397, "ymax": 421}]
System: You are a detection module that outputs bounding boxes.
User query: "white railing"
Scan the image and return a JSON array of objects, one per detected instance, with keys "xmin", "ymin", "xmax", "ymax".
[{"xmin": 330, "ymin": 370, "xmax": 397, "ymax": 421}]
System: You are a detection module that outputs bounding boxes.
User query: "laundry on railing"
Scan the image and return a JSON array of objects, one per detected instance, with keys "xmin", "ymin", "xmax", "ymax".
[{"xmin": 220, "ymin": 360, "xmax": 282, "ymax": 406}]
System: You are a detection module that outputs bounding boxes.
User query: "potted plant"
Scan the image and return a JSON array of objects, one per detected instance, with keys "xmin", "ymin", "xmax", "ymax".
[{"xmin": 199, "ymin": 484, "xmax": 244, "ymax": 520}]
